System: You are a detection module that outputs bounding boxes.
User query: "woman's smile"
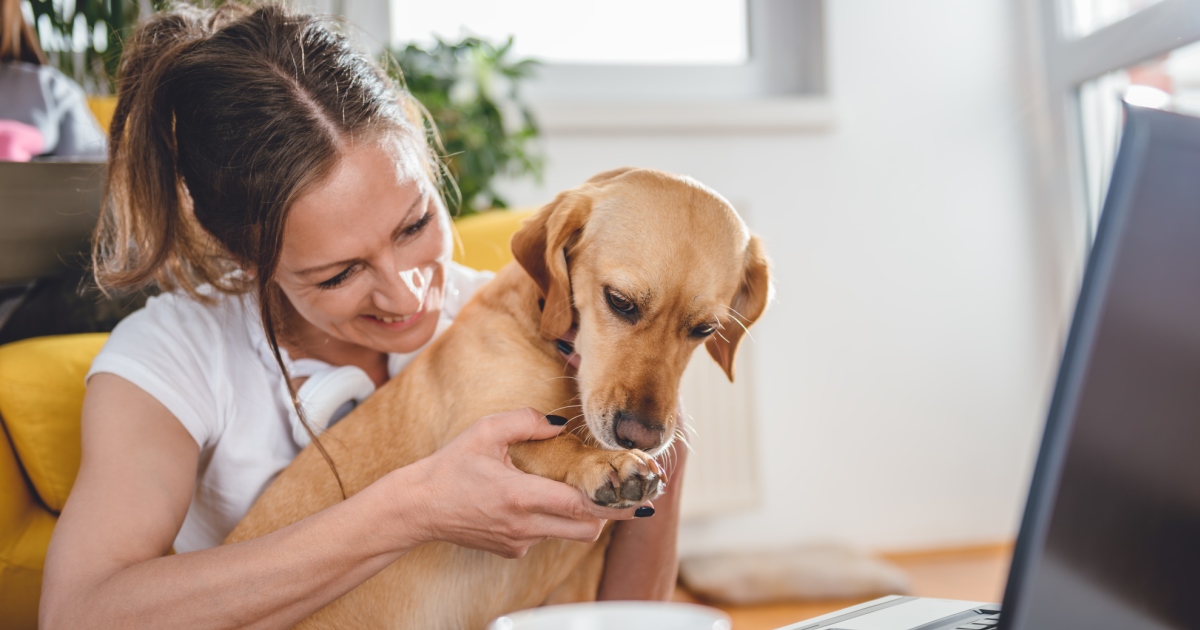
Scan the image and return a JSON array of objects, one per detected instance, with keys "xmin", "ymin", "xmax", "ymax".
[{"xmin": 361, "ymin": 305, "xmax": 423, "ymax": 330}]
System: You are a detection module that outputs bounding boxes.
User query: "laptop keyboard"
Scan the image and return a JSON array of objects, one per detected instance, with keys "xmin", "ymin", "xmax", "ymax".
[{"xmin": 950, "ymin": 606, "xmax": 1002, "ymax": 629}]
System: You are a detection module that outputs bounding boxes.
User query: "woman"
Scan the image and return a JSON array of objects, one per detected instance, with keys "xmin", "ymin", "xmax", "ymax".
[
  {"xmin": 39, "ymin": 4, "xmax": 683, "ymax": 628},
  {"xmin": 0, "ymin": 0, "xmax": 106, "ymax": 159}
]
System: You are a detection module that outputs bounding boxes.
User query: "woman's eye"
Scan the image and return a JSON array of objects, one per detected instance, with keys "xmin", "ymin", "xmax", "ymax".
[
  {"xmin": 605, "ymin": 290, "xmax": 638, "ymax": 318},
  {"xmin": 317, "ymin": 265, "xmax": 355, "ymax": 289},
  {"xmin": 691, "ymin": 323, "xmax": 717, "ymax": 338},
  {"xmin": 402, "ymin": 211, "xmax": 433, "ymax": 237}
]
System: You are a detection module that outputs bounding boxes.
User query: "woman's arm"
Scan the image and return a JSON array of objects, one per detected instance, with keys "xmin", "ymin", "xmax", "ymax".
[
  {"xmin": 41, "ymin": 376, "xmax": 639, "ymax": 629},
  {"xmin": 40, "ymin": 374, "xmax": 423, "ymax": 629},
  {"xmin": 596, "ymin": 440, "xmax": 688, "ymax": 601}
]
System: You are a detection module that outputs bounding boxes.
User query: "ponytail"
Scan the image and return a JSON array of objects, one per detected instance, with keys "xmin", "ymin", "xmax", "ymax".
[{"xmin": 94, "ymin": 4, "xmax": 248, "ymax": 298}]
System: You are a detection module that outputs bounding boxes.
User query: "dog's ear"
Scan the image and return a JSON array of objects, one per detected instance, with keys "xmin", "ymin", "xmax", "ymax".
[
  {"xmin": 511, "ymin": 192, "xmax": 593, "ymax": 340},
  {"xmin": 707, "ymin": 234, "xmax": 772, "ymax": 381}
]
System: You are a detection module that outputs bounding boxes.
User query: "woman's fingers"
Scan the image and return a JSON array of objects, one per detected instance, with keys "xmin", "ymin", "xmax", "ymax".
[
  {"xmin": 472, "ymin": 407, "xmax": 565, "ymax": 454},
  {"xmin": 518, "ymin": 514, "xmax": 605, "ymax": 545},
  {"xmin": 415, "ymin": 409, "xmax": 659, "ymax": 557},
  {"xmin": 507, "ymin": 497, "xmax": 655, "ymax": 548},
  {"xmin": 512, "ymin": 474, "xmax": 649, "ymax": 521}
]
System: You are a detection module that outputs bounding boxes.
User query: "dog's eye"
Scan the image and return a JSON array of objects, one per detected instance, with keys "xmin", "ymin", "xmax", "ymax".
[
  {"xmin": 691, "ymin": 323, "xmax": 717, "ymax": 338},
  {"xmin": 605, "ymin": 290, "xmax": 638, "ymax": 319}
]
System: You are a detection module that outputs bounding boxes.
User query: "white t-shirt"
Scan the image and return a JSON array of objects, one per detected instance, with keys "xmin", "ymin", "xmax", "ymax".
[{"xmin": 87, "ymin": 262, "xmax": 492, "ymax": 553}]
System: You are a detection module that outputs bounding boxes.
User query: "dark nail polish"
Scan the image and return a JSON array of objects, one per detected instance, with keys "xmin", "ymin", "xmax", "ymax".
[
  {"xmin": 634, "ymin": 506, "xmax": 655, "ymax": 518},
  {"xmin": 546, "ymin": 415, "xmax": 569, "ymax": 426},
  {"xmin": 556, "ymin": 339, "xmax": 574, "ymax": 355}
]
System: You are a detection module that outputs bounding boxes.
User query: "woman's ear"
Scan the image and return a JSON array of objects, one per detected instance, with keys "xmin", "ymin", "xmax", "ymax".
[
  {"xmin": 511, "ymin": 191, "xmax": 593, "ymax": 340},
  {"xmin": 706, "ymin": 234, "xmax": 772, "ymax": 381}
]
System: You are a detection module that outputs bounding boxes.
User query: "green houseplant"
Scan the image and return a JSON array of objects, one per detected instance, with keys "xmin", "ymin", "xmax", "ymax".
[
  {"xmin": 388, "ymin": 36, "xmax": 543, "ymax": 217},
  {"xmin": 24, "ymin": 0, "xmax": 159, "ymax": 94}
]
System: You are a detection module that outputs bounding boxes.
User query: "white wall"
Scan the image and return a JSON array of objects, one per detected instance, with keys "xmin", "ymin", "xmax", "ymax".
[{"xmin": 497, "ymin": 0, "xmax": 1072, "ymax": 554}]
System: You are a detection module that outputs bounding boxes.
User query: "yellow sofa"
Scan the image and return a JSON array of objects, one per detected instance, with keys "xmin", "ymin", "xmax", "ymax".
[
  {"xmin": 0, "ymin": 209, "xmax": 533, "ymax": 628},
  {"xmin": 85, "ymin": 96, "xmax": 117, "ymax": 135}
]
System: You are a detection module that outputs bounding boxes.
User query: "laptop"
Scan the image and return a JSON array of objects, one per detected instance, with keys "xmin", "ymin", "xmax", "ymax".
[
  {"xmin": 0, "ymin": 161, "xmax": 105, "ymax": 331},
  {"xmin": 0, "ymin": 160, "xmax": 105, "ymax": 286},
  {"xmin": 779, "ymin": 104, "xmax": 1200, "ymax": 630}
]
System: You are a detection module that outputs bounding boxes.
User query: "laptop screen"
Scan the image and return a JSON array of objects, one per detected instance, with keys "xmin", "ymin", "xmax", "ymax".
[
  {"xmin": 1002, "ymin": 105, "xmax": 1200, "ymax": 630},
  {"xmin": 0, "ymin": 162, "xmax": 104, "ymax": 285}
]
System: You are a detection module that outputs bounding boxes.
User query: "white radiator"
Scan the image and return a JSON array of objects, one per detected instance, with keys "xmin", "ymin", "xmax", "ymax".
[{"xmin": 677, "ymin": 344, "xmax": 761, "ymax": 520}]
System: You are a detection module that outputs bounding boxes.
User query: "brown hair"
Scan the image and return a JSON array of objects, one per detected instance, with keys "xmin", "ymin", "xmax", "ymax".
[
  {"xmin": 93, "ymin": 2, "xmax": 440, "ymax": 496},
  {"xmin": 1, "ymin": 0, "xmax": 47, "ymax": 64}
]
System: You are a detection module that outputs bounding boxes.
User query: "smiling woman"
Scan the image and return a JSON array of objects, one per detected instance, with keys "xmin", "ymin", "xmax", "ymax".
[
  {"xmin": 37, "ymin": 3, "xmax": 678, "ymax": 629},
  {"xmin": 274, "ymin": 139, "xmax": 454, "ymax": 385}
]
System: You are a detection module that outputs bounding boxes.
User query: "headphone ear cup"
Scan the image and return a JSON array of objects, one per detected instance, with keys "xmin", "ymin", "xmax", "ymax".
[{"xmin": 291, "ymin": 365, "xmax": 377, "ymax": 447}]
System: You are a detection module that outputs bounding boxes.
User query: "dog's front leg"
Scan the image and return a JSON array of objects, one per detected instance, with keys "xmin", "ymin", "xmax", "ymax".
[{"xmin": 508, "ymin": 430, "xmax": 665, "ymax": 508}]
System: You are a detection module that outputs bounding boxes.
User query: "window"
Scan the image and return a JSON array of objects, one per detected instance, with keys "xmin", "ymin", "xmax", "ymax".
[
  {"xmin": 1028, "ymin": 0, "xmax": 1200, "ymax": 241},
  {"xmin": 1059, "ymin": 0, "xmax": 1165, "ymax": 38},
  {"xmin": 385, "ymin": 0, "xmax": 829, "ymax": 131},
  {"xmin": 390, "ymin": 0, "xmax": 748, "ymax": 66},
  {"xmin": 1078, "ymin": 40, "xmax": 1200, "ymax": 227}
]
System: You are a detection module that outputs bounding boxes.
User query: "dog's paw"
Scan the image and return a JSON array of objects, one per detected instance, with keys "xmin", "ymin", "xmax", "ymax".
[{"xmin": 569, "ymin": 449, "xmax": 665, "ymax": 508}]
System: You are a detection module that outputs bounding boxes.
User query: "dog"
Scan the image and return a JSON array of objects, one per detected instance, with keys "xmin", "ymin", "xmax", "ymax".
[{"xmin": 225, "ymin": 167, "xmax": 771, "ymax": 628}]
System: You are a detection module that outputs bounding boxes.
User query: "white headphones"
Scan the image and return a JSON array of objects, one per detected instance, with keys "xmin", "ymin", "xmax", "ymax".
[{"xmin": 291, "ymin": 365, "xmax": 377, "ymax": 448}]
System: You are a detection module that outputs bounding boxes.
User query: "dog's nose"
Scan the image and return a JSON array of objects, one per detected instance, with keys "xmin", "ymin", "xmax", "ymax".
[{"xmin": 613, "ymin": 411, "xmax": 664, "ymax": 451}]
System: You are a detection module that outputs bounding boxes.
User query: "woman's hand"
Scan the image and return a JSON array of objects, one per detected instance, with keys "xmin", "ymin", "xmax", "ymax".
[{"xmin": 393, "ymin": 408, "xmax": 647, "ymax": 559}]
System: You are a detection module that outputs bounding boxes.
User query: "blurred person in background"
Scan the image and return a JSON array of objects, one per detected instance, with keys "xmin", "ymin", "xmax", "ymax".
[{"xmin": 0, "ymin": 0, "xmax": 106, "ymax": 161}]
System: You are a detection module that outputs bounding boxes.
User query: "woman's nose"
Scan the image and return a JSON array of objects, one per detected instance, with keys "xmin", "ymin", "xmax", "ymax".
[{"xmin": 371, "ymin": 262, "xmax": 431, "ymax": 314}]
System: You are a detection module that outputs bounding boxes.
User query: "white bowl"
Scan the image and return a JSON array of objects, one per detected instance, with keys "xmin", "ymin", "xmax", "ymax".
[{"xmin": 488, "ymin": 601, "xmax": 731, "ymax": 630}]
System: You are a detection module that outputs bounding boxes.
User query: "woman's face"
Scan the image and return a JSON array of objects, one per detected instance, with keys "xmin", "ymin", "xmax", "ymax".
[{"xmin": 275, "ymin": 136, "xmax": 453, "ymax": 355}]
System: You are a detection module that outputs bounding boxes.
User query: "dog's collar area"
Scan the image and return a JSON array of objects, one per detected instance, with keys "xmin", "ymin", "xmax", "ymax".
[
  {"xmin": 555, "ymin": 329, "xmax": 581, "ymax": 370},
  {"xmin": 538, "ymin": 297, "xmax": 581, "ymax": 369},
  {"xmin": 556, "ymin": 338, "xmax": 577, "ymax": 367}
]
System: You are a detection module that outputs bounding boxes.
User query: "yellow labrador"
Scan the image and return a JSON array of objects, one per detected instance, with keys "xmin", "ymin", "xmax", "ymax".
[{"xmin": 225, "ymin": 167, "xmax": 771, "ymax": 628}]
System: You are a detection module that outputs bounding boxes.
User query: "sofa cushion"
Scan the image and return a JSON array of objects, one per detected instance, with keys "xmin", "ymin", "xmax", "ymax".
[
  {"xmin": 452, "ymin": 209, "xmax": 536, "ymax": 273},
  {"xmin": 0, "ymin": 333, "xmax": 108, "ymax": 513},
  {"xmin": 0, "ymin": 373, "xmax": 59, "ymax": 630}
]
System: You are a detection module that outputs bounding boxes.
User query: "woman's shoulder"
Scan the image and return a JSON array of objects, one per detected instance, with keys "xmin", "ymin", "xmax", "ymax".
[
  {"xmin": 93, "ymin": 287, "xmax": 258, "ymax": 379},
  {"xmin": 117, "ymin": 288, "xmax": 250, "ymax": 339},
  {"xmin": 88, "ymin": 288, "xmax": 259, "ymax": 447}
]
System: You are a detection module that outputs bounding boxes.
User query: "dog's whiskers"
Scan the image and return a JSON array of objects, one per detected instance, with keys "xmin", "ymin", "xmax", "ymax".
[
  {"xmin": 564, "ymin": 412, "xmax": 593, "ymax": 443},
  {"xmin": 545, "ymin": 403, "xmax": 583, "ymax": 417},
  {"xmin": 559, "ymin": 353, "xmax": 579, "ymax": 374},
  {"xmin": 678, "ymin": 417, "xmax": 698, "ymax": 439},
  {"xmin": 671, "ymin": 415, "xmax": 696, "ymax": 455},
  {"xmin": 539, "ymin": 375, "xmax": 581, "ymax": 383},
  {"xmin": 719, "ymin": 305, "xmax": 755, "ymax": 340},
  {"xmin": 721, "ymin": 304, "xmax": 750, "ymax": 322},
  {"xmin": 673, "ymin": 434, "xmax": 696, "ymax": 456}
]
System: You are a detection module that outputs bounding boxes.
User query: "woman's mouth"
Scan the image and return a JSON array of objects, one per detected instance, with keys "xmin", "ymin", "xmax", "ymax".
[{"xmin": 362, "ymin": 307, "xmax": 423, "ymax": 330}]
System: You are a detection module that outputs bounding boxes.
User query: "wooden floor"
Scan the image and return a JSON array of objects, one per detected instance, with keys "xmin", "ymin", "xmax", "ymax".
[{"xmin": 675, "ymin": 543, "xmax": 1013, "ymax": 630}]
